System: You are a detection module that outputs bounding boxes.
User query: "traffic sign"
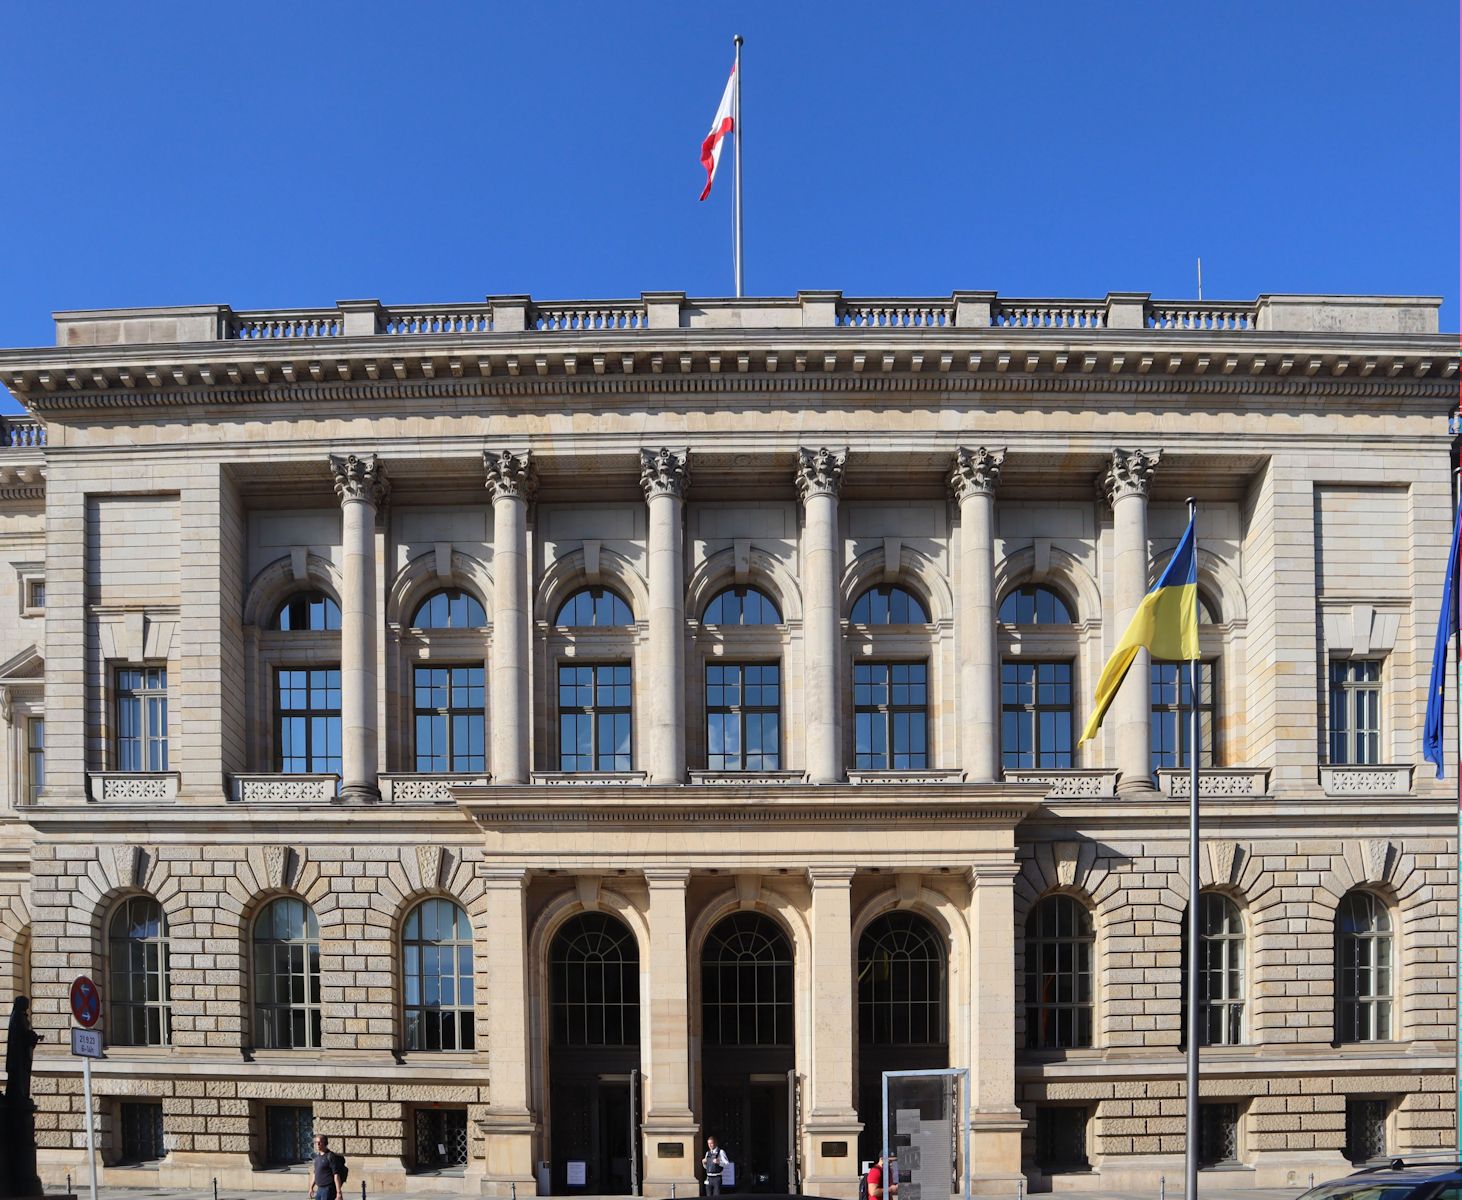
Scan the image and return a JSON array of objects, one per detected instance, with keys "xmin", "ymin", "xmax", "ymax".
[
  {"xmin": 70, "ymin": 975, "xmax": 100, "ymax": 1028},
  {"xmin": 70, "ymin": 1027, "xmax": 102, "ymax": 1058}
]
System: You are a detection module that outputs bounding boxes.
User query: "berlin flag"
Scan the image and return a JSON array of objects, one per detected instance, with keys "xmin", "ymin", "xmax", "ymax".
[{"xmin": 699, "ymin": 60, "xmax": 737, "ymax": 201}]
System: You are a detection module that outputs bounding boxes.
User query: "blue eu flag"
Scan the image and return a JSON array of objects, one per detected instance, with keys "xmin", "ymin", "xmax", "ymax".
[{"xmin": 1423, "ymin": 503, "xmax": 1461, "ymax": 777}]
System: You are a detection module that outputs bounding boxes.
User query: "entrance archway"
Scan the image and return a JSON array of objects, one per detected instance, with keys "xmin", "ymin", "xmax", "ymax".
[
  {"xmin": 548, "ymin": 912, "xmax": 640, "ymax": 1195},
  {"xmin": 856, "ymin": 911, "xmax": 949, "ymax": 1166},
  {"xmin": 700, "ymin": 911, "xmax": 795, "ymax": 1193}
]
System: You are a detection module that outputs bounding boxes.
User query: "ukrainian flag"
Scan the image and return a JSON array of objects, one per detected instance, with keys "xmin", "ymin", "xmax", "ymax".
[{"xmin": 1079, "ymin": 516, "xmax": 1201, "ymax": 745}]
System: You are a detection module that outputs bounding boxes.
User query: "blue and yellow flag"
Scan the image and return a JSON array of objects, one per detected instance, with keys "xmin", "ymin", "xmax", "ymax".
[{"xmin": 1079, "ymin": 516, "xmax": 1200, "ymax": 745}]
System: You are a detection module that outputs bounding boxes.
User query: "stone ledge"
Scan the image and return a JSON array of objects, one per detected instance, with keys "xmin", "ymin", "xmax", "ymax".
[
  {"xmin": 1157, "ymin": 768, "xmax": 1271, "ymax": 798},
  {"xmin": 689, "ymin": 770, "xmax": 807, "ymax": 786},
  {"xmin": 1318, "ymin": 764, "xmax": 1414, "ymax": 797},
  {"xmin": 86, "ymin": 772, "xmax": 179, "ymax": 803},
  {"xmin": 378, "ymin": 773, "xmax": 490, "ymax": 803},
  {"xmin": 1004, "ymin": 769, "xmax": 1118, "ymax": 798},
  {"xmin": 529, "ymin": 771, "xmax": 648, "ymax": 786},
  {"xmin": 229, "ymin": 773, "xmax": 338, "ymax": 803},
  {"xmin": 846, "ymin": 769, "xmax": 966, "ymax": 785}
]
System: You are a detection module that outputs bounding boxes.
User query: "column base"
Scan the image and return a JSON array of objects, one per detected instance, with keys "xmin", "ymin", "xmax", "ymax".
[
  {"xmin": 339, "ymin": 781, "xmax": 382, "ymax": 803},
  {"xmin": 641, "ymin": 1114, "xmax": 700, "ymax": 1196},
  {"xmin": 801, "ymin": 1113, "xmax": 862, "ymax": 1200},
  {"xmin": 972, "ymin": 1108, "xmax": 1026, "ymax": 1192},
  {"xmin": 1114, "ymin": 773, "xmax": 1157, "ymax": 796},
  {"xmin": 478, "ymin": 1108, "xmax": 540, "ymax": 1196}
]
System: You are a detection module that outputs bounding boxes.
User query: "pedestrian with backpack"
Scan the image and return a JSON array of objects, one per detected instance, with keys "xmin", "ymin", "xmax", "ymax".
[
  {"xmin": 310, "ymin": 1135, "xmax": 346, "ymax": 1200},
  {"xmin": 863, "ymin": 1153, "xmax": 897, "ymax": 1200}
]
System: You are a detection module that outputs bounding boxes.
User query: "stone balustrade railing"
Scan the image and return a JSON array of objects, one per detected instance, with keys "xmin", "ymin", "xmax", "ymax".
[
  {"xmin": 43, "ymin": 291, "xmax": 1439, "ymax": 350},
  {"xmin": 0, "ymin": 417, "xmax": 46, "ymax": 448}
]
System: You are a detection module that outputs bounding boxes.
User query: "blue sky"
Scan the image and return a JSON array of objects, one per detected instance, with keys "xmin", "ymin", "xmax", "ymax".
[{"xmin": 0, "ymin": 2, "xmax": 1456, "ymax": 409}]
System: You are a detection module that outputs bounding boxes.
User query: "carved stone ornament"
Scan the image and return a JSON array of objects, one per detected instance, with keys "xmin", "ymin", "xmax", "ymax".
[
  {"xmin": 111, "ymin": 844, "xmax": 143, "ymax": 890},
  {"xmin": 1101, "ymin": 447, "xmax": 1161, "ymax": 505},
  {"xmin": 639, "ymin": 447, "xmax": 690, "ymax": 500},
  {"xmin": 417, "ymin": 844, "xmax": 444, "ymax": 891},
  {"xmin": 483, "ymin": 449, "xmax": 537, "ymax": 502},
  {"xmin": 329, "ymin": 452, "xmax": 390, "ymax": 506},
  {"xmin": 949, "ymin": 446, "xmax": 1006, "ymax": 501},
  {"xmin": 263, "ymin": 844, "xmax": 290, "ymax": 891},
  {"xmin": 1053, "ymin": 841, "xmax": 1080, "ymax": 888},
  {"xmin": 795, "ymin": 446, "xmax": 847, "ymax": 502}
]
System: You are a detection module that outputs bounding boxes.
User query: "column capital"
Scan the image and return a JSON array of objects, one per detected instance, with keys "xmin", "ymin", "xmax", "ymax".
[
  {"xmin": 966, "ymin": 861, "xmax": 1021, "ymax": 887},
  {"xmin": 477, "ymin": 865, "xmax": 530, "ymax": 888},
  {"xmin": 795, "ymin": 446, "xmax": 847, "ymax": 502},
  {"xmin": 484, "ymin": 448, "xmax": 538, "ymax": 502},
  {"xmin": 644, "ymin": 866, "xmax": 692, "ymax": 887},
  {"xmin": 639, "ymin": 447, "xmax": 691, "ymax": 500},
  {"xmin": 949, "ymin": 445, "xmax": 1006, "ymax": 501},
  {"xmin": 329, "ymin": 452, "xmax": 389, "ymax": 506},
  {"xmin": 807, "ymin": 865, "xmax": 857, "ymax": 887},
  {"xmin": 1101, "ymin": 447, "xmax": 1161, "ymax": 506}
]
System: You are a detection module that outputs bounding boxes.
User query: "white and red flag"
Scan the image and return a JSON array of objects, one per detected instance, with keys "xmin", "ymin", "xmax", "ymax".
[{"xmin": 699, "ymin": 60, "xmax": 737, "ymax": 201}]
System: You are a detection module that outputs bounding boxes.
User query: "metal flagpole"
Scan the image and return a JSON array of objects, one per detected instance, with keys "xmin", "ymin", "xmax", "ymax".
[
  {"xmin": 733, "ymin": 34, "xmax": 743, "ymax": 298},
  {"xmin": 1185, "ymin": 496, "xmax": 1201, "ymax": 1200},
  {"xmin": 1453, "ymin": 448, "xmax": 1462, "ymax": 1155}
]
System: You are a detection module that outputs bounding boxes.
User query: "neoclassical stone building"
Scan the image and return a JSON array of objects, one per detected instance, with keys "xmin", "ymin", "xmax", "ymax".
[{"xmin": 0, "ymin": 290, "xmax": 1455, "ymax": 1196}]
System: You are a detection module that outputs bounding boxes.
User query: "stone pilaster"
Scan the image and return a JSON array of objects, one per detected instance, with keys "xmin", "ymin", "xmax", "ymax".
[
  {"xmin": 804, "ymin": 867, "xmax": 861, "ymax": 1199},
  {"xmin": 641, "ymin": 868, "xmax": 699, "ymax": 1194},
  {"xmin": 330, "ymin": 453, "xmax": 388, "ymax": 803},
  {"xmin": 797, "ymin": 448, "xmax": 847, "ymax": 785},
  {"xmin": 478, "ymin": 867, "xmax": 538, "ymax": 1195},
  {"xmin": 485, "ymin": 450, "xmax": 536, "ymax": 785},
  {"xmin": 1102, "ymin": 448, "xmax": 1161, "ymax": 793},
  {"xmin": 967, "ymin": 862, "xmax": 1025, "ymax": 1188},
  {"xmin": 641, "ymin": 448, "xmax": 690, "ymax": 785},
  {"xmin": 950, "ymin": 447, "xmax": 1004, "ymax": 783}
]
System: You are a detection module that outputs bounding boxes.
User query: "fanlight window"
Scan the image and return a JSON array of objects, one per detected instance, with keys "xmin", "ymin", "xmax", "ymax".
[
  {"xmin": 702, "ymin": 912, "xmax": 794, "ymax": 1047},
  {"xmin": 550, "ymin": 912, "xmax": 640, "ymax": 1047},
  {"xmin": 858, "ymin": 912, "xmax": 945, "ymax": 1046},
  {"xmin": 702, "ymin": 586, "xmax": 782, "ymax": 626},
  {"xmin": 851, "ymin": 585, "xmax": 929, "ymax": 625},
  {"xmin": 411, "ymin": 588, "xmax": 487, "ymax": 630},
  {"xmin": 108, "ymin": 896, "xmax": 171, "ymax": 1047},
  {"xmin": 271, "ymin": 591, "xmax": 341, "ymax": 632},
  {"xmin": 555, "ymin": 587, "xmax": 634, "ymax": 628},
  {"xmin": 999, "ymin": 585, "xmax": 1073, "ymax": 625}
]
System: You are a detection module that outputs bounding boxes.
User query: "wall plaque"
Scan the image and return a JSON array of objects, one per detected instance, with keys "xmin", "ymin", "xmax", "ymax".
[
  {"xmin": 658, "ymin": 1142, "xmax": 685, "ymax": 1158},
  {"xmin": 821, "ymin": 1141, "xmax": 849, "ymax": 1158}
]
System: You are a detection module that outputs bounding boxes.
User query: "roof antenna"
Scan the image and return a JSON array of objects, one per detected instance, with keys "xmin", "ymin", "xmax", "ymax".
[{"xmin": 1197, "ymin": 257, "xmax": 1204, "ymax": 301}]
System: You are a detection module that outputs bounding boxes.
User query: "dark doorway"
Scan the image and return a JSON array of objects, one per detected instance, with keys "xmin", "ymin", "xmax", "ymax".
[
  {"xmin": 549, "ymin": 912, "xmax": 641, "ymax": 1195},
  {"xmin": 856, "ymin": 912, "xmax": 949, "ymax": 1167},
  {"xmin": 701, "ymin": 912, "xmax": 796, "ymax": 1193}
]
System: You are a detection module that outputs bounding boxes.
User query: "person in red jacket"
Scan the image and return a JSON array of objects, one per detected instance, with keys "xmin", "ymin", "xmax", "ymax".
[{"xmin": 866, "ymin": 1154, "xmax": 898, "ymax": 1200}]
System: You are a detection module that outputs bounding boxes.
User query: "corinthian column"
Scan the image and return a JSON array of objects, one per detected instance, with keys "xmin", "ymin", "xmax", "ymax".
[
  {"xmin": 1102, "ymin": 448, "xmax": 1161, "ymax": 793},
  {"xmin": 641, "ymin": 448, "xmax": 690, "ymax": 784},
  {"xmin": 798, "ymin": 447, "xmax": 847, "ymax": 785},
  {"xmin": 485, "ymin": 450, "xmax": 536, "ymax": 785},
  {"xmin": 330, "ymin": 453, "xmax": 389, "ymax": 802},
  {"xmin": 950, "ymin": 447, "xmax": 1005, "ymax": 783}
]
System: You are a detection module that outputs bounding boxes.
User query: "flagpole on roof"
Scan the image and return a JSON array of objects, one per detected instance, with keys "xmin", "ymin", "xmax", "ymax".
[
  {"xmin": 733, "ymin": 34, "xmax": 744, "ymax": 298},
  {"xmin": 1184, "ymin": 496, "xmax": 1201, "ymax": 1200}
]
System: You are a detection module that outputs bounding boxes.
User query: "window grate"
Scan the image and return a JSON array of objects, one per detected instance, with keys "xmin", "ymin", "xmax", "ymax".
[
  {"xmin": 1198, "ymin": 1103, "xmax": 1239, "ymax": 1167},
  {"xmin": 119, "ymin": 1101, "xmax": 166, "ymax": 1164},
  {"xmin": 1345, "ymin": 1098, "xmax": 1388, "ymax": 1164},
  {"xmin": 1035, "ymin": 1107, "xmax": 1088, "ymax": 1171},
  {"xmin": 265, "ymin": 1104, "xmax": 314, "ymax": 1165},
  {"xmin": 414, "ymin": 1107, "xmax": 469, "ymax": 1170}
]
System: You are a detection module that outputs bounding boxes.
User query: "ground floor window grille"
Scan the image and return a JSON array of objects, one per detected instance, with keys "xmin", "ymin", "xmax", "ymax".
[
  {"xmin": 265, "ymin": 1104, "xmax": 314, "ymax": 1166},
  {"xmin": 1034, "ymin": 1106, "xmax": 1088, "ymax": 1171},
  {"xmin": 1345, "ymin": 1097, "xmax": 1388, "ymax": 1164},
  {"xmin": 118, "ymin": 1101, "xmax": 165, "ymax": 1163},
  {"xmin": 1198, "ymin": 1103, "xmax": 1239, "ymax": 1166},
  {"xmin": 414, "ymin": 1107, "xmax": 469, "ymax": 1170}
]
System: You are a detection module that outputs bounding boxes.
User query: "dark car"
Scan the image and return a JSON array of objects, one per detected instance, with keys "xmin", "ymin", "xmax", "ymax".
[{"xmin": 1300, "ymin": 1159, "xmax": 1462, "ymax": 1200}]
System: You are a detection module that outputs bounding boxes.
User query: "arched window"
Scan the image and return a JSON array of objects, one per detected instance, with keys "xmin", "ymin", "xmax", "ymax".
[
  {"xmin": 1337, "ymin": 891, "xmax": 1392, "ymax": 1042},
  {"xmin": 702, "ymin": 912, "xmax": 793, "ymax": 1047},
  {"xmin": 998, "ymin": 585, "xmax": 1073, "ymax": 625},
  {"xmin": 1198, "ymin": 591, "xmax": 1218, "ymax": 625},
  {"xmin": 253, "ymin": 898, "xmax": 322, "ymax": 1050},
  {"xmin": 411, "ymin": 588, "xmax": 487, "ymax": 630},
  {"xmin": 554, "ymin": 587, "xmax": 634, "ymax": 627},
  {"xmin": 1024, "ymin": 896, "xmax": 1094, "ymax": 1049},
  {"xmin": 271, "ymin": 591, "xmax": 341, "ymax": 632},
  {"xmin": 703, "ymin": 586, "xmax": 782, "ymax": 626},
  {"xmin": 403, "ymin": 898, "xmax": 474, "ymax": 1052},
  {"xmin": 1198, "ymin": 892, "xmax": 1244, "ymax": 1046},
  {"xmin": 550, "ymin": 912, "xmax": 640, "ymax": 1046},
  {"xmin": 108, "ymin": 896, "xmax": 171, "ymax": 1047},
  {"xmin": 858, "ymin": 912, "xmax": 945, "ymax": 1046},
  {"xmin": 851, "ymin": 584, "xmax": 929, "ymax": 625}
]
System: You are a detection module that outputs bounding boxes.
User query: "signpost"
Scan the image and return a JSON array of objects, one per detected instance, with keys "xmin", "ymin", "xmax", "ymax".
[{"xmin": 69, "ymin": 976, "xmax": 100, "ymax": 1200}]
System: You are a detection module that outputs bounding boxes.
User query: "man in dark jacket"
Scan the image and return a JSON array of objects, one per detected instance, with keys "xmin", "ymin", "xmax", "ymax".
[{"xmin": 310, "ymin": 1135, "xmax": 344, "ymax": 1200}]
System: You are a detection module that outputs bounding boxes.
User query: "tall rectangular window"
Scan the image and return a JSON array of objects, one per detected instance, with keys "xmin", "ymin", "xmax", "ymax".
[
  {"xmin": 275, "ymin": 668, "xmax": 342, "ymax": 775},
  {"xmin": 853, "ymin": 661, "xmax": 928, "ymax": 770},
  {"xmin": 558, "ymin": 664, "xmax": 632, "ymax": 772},
  {"xmin": 116, "ymin": 667, "xmax": 168, "ymax": 771},
  {"xmin": 1001, "ymin": 661, "xmax": 1074, "ymax": 769},
  {"xmin": 413, "ymin": 665, "xmax": 486, "ymax": 772},
  {"xmin": 26, "ymin": 718, "xmax": 43, "ymax": 804},
  {"xmin": 706, "ymin": 662, "xmax": 781, "ymax": 771},
  {"xmin": 1329, "ymin": 659, "xmax": 1381, "ymax": 765},
  {"xmin": 1150, "ymin": 661, "xmax": 1215, "ymax": 772}
]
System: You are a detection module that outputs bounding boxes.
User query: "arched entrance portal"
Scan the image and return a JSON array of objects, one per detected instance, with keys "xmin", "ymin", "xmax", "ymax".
[
  {"xmin": 548, "ymin": 912, "xmax": 640, "ymax": 1195},
  {"xmin": 856, "ymin": 912, "xmax": 949, "ymax": 1166},
  {"xmin": 701, "ymin": 912, "xmax": 795, "ymax": 1193}
]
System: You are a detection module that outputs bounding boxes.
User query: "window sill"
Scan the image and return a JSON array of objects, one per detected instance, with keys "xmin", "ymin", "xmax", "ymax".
[
  {"xmin": 231, "ymin": 773, "xmax": 339, "ymax": 803},
  {"xmin": 1156, "ymin": 768, "xmax": 1270, "ymax": 798},
  {"xmin": 1319, "ymin": 764, "xmax": 1413, "ymax": 797},
  {"xmin": 87, "ymin": 772, "xmax": 179, "ymax": 802},
  {"xmin": 1003, "ymin": 769, "xmax": 1116, "ymax": 798},
  {"xmin": 379, "ymin": 773, "xmax": 491, "ymax": 803}
]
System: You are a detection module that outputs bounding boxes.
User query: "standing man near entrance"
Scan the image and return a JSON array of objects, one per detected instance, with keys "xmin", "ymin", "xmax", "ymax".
[
  {"xmin": 310, "ymin": 1135, "xmax": 344, "ymax": 1200},
  {"xmin": 702, "ymin": 1135, "xmax": 730, "ymax": 1195}
]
